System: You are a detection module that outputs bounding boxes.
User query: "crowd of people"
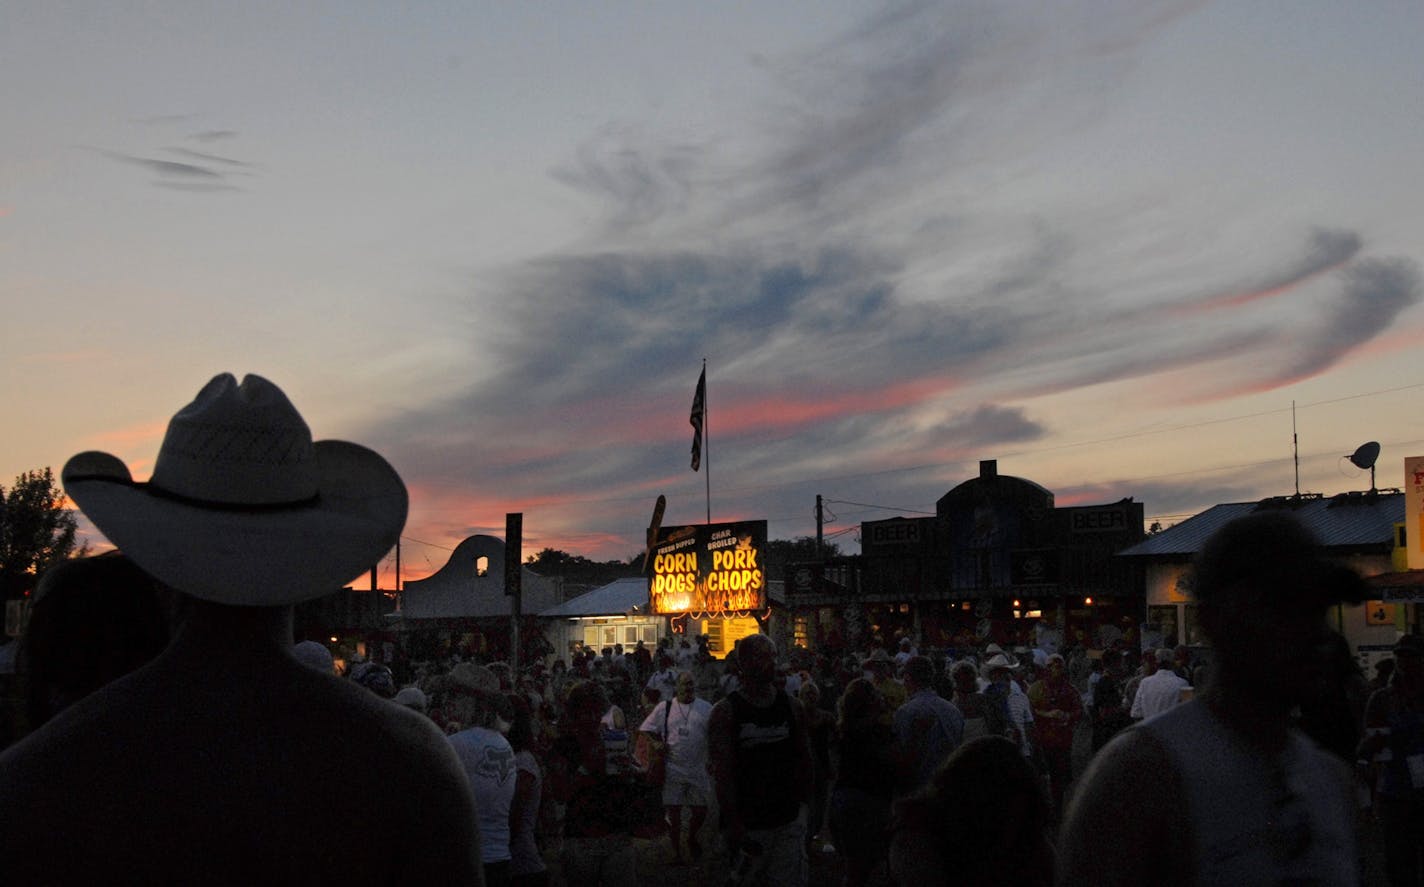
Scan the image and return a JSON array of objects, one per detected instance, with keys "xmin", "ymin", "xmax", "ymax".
[{"xmin": 2, "ymin": 372, "xmax": 1422, "ymax": 886}]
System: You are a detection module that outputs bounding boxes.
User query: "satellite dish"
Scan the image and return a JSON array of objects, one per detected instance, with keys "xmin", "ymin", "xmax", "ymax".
[
  {"xmin": 1347, "ymin": 441, "xmax": 1381, "ymax": 493},
  {"xmin": 1347, "ymin": 441, "xmax": 1380, "ymax": 470}
]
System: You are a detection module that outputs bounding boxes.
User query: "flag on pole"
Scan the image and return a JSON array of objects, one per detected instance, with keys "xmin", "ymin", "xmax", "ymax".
[{"xmin": 689, "ymin": 367, "xmax": 706, "ymax": 471}]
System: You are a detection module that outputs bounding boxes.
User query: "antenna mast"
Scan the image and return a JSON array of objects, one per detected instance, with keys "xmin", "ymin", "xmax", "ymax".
[{"xmin": 1292, "ymin": 401, "xmax": 1300, "ymax": 498}]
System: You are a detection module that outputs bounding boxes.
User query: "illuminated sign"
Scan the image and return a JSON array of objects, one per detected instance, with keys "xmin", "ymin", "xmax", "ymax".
[
  {"xmin": 650, "ymin": 520, "xmax": 768, "ymax": 615},
  {"xmin": 1407, "ymin": 456, "xmax": 1424, "ymax": 570}
]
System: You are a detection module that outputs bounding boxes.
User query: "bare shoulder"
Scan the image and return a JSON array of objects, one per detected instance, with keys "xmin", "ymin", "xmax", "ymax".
[
  {"xmin": 708, "ymin": 697, "xmax": 736, "ymax": 758},
  {"xmin": 1057, "ymin": 726, "xmax": 1189, "ymax": 887}
]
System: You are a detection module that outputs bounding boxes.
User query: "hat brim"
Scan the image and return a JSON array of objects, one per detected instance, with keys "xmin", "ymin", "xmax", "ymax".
[
  {"xmin": 981, "ymin": 654, "xmax": 1020, "ymax": 675},
  {"xmin": 64, "ymin": 440, "xmax": 407, "ymax": 606}
]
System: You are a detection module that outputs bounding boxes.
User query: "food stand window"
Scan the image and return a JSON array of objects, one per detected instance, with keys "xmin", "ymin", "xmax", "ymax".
[
  {"xmin": 1182, "ymin": 605, "xmax": 1203, "ymax": 645},
  {"xmin": 1147, "ymin": 605, "xmax": 1180, "ymax": 647}
]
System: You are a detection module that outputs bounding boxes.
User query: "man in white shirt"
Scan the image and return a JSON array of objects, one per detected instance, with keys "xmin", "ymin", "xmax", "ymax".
[
  {"xmin": 640, "ymin": 670, "xmax": 713, "ymax": 863},
  {"xmin": 647, "ymin": 652, "xmax": 679, "ymax": 705},
  {"xmin": 893, "ymin": 636, "xmax": 917, "ymax": 671},
  {"xmin": 1129, "ymin": 648, "xmax": 1191, "ymax": 721},
  {"xmin": 675, "ymin": 638, "xmax": 698, "ymax": 669}
]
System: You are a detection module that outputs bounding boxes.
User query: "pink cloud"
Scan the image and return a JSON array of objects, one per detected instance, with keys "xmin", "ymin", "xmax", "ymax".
[{"xmin": 701, "ymin": 375, "xmax": 960, "ymax": 438}]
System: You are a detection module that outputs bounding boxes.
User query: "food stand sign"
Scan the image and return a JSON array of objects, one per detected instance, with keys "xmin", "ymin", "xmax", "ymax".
[
  {"xmin": 649, "ymin": 520, "xmax": 768, "ymax": 615},
  {"xmin": 1407, "ymin": 455, "xmax": 1424, "ymax": 570}
]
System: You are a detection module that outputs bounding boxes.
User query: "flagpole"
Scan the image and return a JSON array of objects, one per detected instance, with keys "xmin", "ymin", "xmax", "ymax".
[{"xmin": 702, "ymin": 358, "xmax": 711, "ymax": 524}]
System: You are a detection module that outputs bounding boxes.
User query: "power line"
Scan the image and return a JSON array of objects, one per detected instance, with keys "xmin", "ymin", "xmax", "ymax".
[
  {"xmin": 823, "ymin": 498, "xmax": 935, "ymax": 516},
  {"xmin": 999, "ymin": 381, "xmax": 1424, "ymax": 459}
]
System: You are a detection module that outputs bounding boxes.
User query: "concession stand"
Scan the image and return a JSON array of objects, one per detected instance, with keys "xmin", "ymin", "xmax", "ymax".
[{"xmin": 650, "ymin": 520, "xmax": 769, "ymax": 658}]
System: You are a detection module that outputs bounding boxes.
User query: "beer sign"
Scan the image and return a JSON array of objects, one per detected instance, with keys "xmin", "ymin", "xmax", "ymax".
[{"xmin": 650, "ymin": 520, "xmax": 768, "ymax": 615}]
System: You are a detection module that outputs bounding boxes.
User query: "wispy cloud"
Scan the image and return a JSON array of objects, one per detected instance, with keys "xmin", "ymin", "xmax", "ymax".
[
  {"xmin": 164, "ymin": 147, "xmax": 254, "ymax": 168},
  {"xmin": 90, "ymin": 143, "xmax": 251, "ymax": 191},
  {"xmin": 1168, "ymin": 229, "xmax": 1363, "ymax": 317},
  {"xmin": 1280, "ymin": 258, "xmax": 1421, "ymax": 381},
  {"xmin": 103, "ymin": 151, "xmax": 223, "ymax": 178},
  {"xmin": 358, "ymin": 0, "xmax": 1418, "ymax": 560}
]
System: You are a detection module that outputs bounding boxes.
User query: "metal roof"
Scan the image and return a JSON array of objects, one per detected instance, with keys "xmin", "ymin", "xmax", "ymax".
[
  {"xmin": 1118, "ymin": 491, "xmax": 1403, "ymax": 558},
  {"xmin": 539, "ymin": 577, "xmax": 649, "ymax": 618}
]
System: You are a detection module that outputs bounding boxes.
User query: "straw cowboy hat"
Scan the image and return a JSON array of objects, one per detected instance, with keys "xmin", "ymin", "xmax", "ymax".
[
  {"xmin": 62, "ymin": 373, "xmax": 407, "ymax": 607},
  {"xmin": 980, "ymin": 652, "xmax": 1020, "ymax": 677}
]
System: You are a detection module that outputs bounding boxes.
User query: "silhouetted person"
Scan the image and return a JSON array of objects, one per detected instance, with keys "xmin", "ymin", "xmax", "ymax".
[
  {"xmin": 893, "ymin": 654, "xmax": 964, "ymax": 796},
  {"xmin": 828, "ymin": 677, "xmax": 895, "ymax": 887},
  {"xmin": 1089, "ymin": 648, "xmax": 1131, "ymax": 752},
  {"xmin": 0, "ymin": 373, "xmax": 482, "ymax": 885},
  {"xmin": 1058, "ymin": 511, "xmax": 1364, "ymax": 886},
  {"xmin": 18, "ymin": 552, "xmax": 169, "ymax": 735},
  {"xmin": 890, "ymin": 735, "xmax": 1054, "ymax": 887},
  {"xmin": 709, "ymin": 632, "xmax": 813, "ymax": 886},
  {"xmin": 1296, "ymin": 631, "xmax": 1368, "ymax": 764},
  {"xmin": 1359, "ymin": 634, "xmax": 1424, "ymax": 886}
]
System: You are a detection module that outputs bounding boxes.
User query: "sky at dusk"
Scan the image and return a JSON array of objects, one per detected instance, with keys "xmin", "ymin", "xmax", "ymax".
[{"xmin": 4, "ymin": 1, "xmax": 1423, "ymax": 585}]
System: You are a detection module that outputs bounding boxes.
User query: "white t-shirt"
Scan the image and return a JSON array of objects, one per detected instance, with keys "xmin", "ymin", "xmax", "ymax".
[
  {"xmin": 646, "ymin": 668, "xmax": 678, "ymax": 704},
  {"xmin": 638, "ymin": 696, "xmax": 713, "ymax": 788},
  {"xmin": 1035, "ymin": 623, "xmax": 1062, "ymax": 655},
  {"xmin": 448, "ymin": 727, "xmax": 517, "ymax": 864},
  {"xmin": 1130, "ymin": 669, "xmax": 1191, "ymax": 721},
  {"xmin": 783, "ymin": 672, "xmax": 803, "ymax": 697}
]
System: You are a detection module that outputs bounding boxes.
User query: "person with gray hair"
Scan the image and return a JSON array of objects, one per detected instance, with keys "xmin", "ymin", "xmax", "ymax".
[
  {"xmin": 1058, "ymin": 511, "xmax": 1365, "ymax": 886},
  {"xmin": 0, "ymin": 373, "xmax": 482, "ymax": 885},
  {"xmin": 292, "ymin": 640, "xmax": 335, "ymax": 674}
]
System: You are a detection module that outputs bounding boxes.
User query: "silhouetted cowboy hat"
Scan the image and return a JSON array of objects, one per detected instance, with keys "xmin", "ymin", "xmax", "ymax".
[
  {"xmin": 981, "ymin": 653, "xmax": 1019, "ymax": 675},
  {"xmin": 63, "ymin": 373, "xmax": 407, "ymax": 606}
]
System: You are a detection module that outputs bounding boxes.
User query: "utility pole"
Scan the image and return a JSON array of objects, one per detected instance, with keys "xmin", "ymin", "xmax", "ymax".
[
  {"xmin": 505, "ymin": 513, "xmax": 523, "ymax": 673},
  {"xmin": 816, "ymin": 494, "xmax": 824, "ymax": 558}
]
